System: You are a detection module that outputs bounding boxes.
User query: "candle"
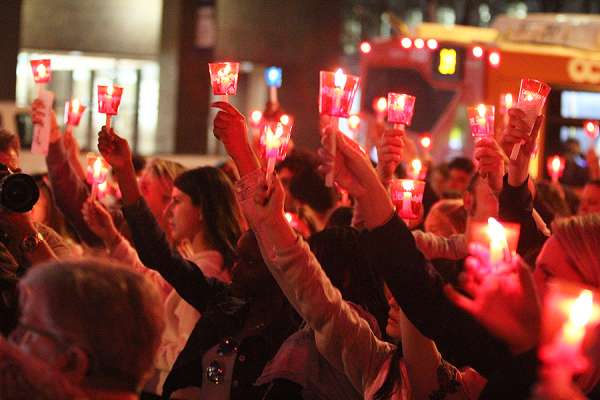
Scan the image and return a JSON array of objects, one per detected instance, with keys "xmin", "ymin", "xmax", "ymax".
[
  {"xmin": 467, "ymin": 104, "xmax": 495, "ymax": 139},
  {"xmin": 64, "ymin": 98, "xmax": 86, "ymax": 127},
  {"xmin": 419, "ymin": 134, "xmax": 432, "ymax": 150},
  {"xmin": 546, "ymin": 155, "xmax": 565, "ymax": 184},
  {"xmin": 262, "ymin": 116, "xmax": 293, "ymax": 182},
  {"xmin": 97, "ymin": 84, "xmax": 124, "ymax": 129},
  {"xmin": 510, "ymin": 78, "xmax": 551, "ymax": 160},
  {"xmin": 390, "ymin": 179, "xmax": 425, "ymax": 222},
  {"xmin": 30, "ymin": 59, "xmax": 52, "ymax": 85},
  {"xmin": 387, "ymin": 93, "xmax": 416, "ymax": 129},
  {"xmin": 87, "ymin": 155, "xmax": 109, "ymax": 200},
  {"xmin": 409, "ymin": 158, "xmax": 423, "ymax": 180},
  {"xmin": 486, "ymin": 217, "xmax": 510, "ymax": 267},
  {"xmin": 208, "ymin": 62, "xmax": 240, "ymax": 96},
  {"xmin": 584, "ymin": 120, "xmax": 599, "ymax": 140},
  {"xmin": 333, "ymin": 68, "xmax": 347, "ymax": 111}
]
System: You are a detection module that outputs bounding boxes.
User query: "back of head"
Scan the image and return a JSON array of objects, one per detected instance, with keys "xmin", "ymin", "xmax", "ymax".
[
  {"xmin": 425, "ymin": 198, "xmax": 467, "ymax": 237},
  {"xmin": 146, "ymin": 158, "xmax": 186, "ymax": 184},
  {"xmin": 174, "ymin": 166, "xmax": 244, "ymax": 267},
  {"xmin": 21, "ymin": 258, "xmax": 165, "ymax": 392},
  {"xmin": 308, "ymin": 226, "xmax": 388, "ymax": 330},
  {"xmin": 448, "ymin": 157, "xmax": 475, "ymax": 175},
  {"xmin": 551, "ymin": 213, "xmax": 600, "ymax": 288},
  {"xmin": 534, "ymin": 180, "xmax": 572, "ymax": 224},
  {"xmin": 289, "ymin": 165, "xmax": 335, "ymax": 215}
]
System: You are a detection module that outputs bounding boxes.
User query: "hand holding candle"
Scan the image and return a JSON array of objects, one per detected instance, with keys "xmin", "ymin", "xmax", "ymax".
[{"xmin": 510, "ymin": 78, "xmax": 551, "ymax": 160}]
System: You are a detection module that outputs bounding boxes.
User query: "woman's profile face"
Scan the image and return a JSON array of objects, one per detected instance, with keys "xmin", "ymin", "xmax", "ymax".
[
  {"xmin": 164, "ymin": 187, "xmax": 202, "ymax": 244},
  {"xmin": 534, "ymin": 236, "xmax": 582, "ymax": 298}
]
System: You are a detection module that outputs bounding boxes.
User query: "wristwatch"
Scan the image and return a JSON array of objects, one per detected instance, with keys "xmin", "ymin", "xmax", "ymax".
[{"xmin": 20, "ymin": 232, "xmax": 44, "ymax": 254}]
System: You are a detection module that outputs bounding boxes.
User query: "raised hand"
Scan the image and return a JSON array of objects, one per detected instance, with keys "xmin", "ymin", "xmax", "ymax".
[
  {"xmin": 211, "ymin": 102, "xmax": 259, "ymax": 177},
  {"xmin": 97, "ymin": 127, "xmax": 133, "ymax": 172},
  {"xmin": 31, "ymin": 99, "xmax": 60, "ymax": 144},
  {"xmin": 81, "ymin": 199, "xmax": 120, "ymax": 248},
  {"xmin": 445, "ymin": 244, "xmax": 540, "ymax": 355},
  {"xmin": 376, "ymin": 128, "xmax": 404, "ymax": 185},
  {"xmin": 500, "ymin": 109, "xmax": 543, "ymax": 186},
  {"xmin": 473, "ymin": 137, "xmax": 506, "ymax": 194}
]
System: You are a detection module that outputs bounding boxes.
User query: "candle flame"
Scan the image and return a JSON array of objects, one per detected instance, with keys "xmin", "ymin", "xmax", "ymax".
[
  {"xmin": 250, "ymin": 110, "xmax": 262, "ymax": 125},
  {"xmin": 396, "ymin": 95, "xmax": 406, "ymax": 110},
  {"xmin": 477, "ymin": 104, "xmax": 487, "ymax": 118},
  {"xmin": 526, "ymin": 93, "xmax": 533, "ymax": 102},
  {"xmin": 375, "ymin": 97, "xmax": 387, "ymax": 113},
  {"xmin": 586, "ymin": 121, "xmax": 596, "ymax": 133},
  {"xmin": 93, "ymin": 157, "xmax": 104, "ymax": 180},
  {"xmin": 107, "ymin": 85, "xmax": 114, "ymax": 96},
  {"xmin": 280, "ymin": 114, "xmax": 290, "ymax": 125},
  {"xmin": 420, "ymin": 136, "xmax": 431, "ymax": 149},
  {"xmin": 411, "ymin": 159, "xmax": 422, "ymax": 176},
  {"xmin": 72, "ymin": 98, "xmax": 80, "ymax": 111},
  {"xmin": 285, "ymin": 212, "xmax": 293, "ymax": 223},
  {"xmin": 36, "ymin": 63, "xmax": 47, "ymax": 78},
  {"xmin": 563, "ymin": 290, "xmax": 594, "ymax": 345},
  {"xmin": 401, "ymin": 180, "xmax": 415, "ymax": 191},
  {"xmin": 220, "ymin": 63, "xmax": 231, "ymax": 76},
  {"xmin": 334, "ymin": 68, "xmax": 347, "ymax": 88},
  {"xmin": 487, "ymin": 217, "xmax": 509, "ymax": 263},
  {"xmin": 348, "ymin": 115, "xmax": 361, "ymax": 130},
  {"xmin": 551, "ymin": 156, "xmax": 562, "ymax": 173},
  {"xmin": 504, "ymin": 93, "xmax": 513, "ymax": 109}
]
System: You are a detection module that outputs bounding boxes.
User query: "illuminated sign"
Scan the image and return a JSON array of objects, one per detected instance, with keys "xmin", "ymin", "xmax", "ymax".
[
  {"xmin": 438, "ymin": 48, "xmax": 457, "ymax": 75},
  {"xmin": 432, "ymin": 46, "xmax": 464, "ymax": 81},
  {"xmin": 568, "ymin": 59, "xmax": 600, "ymax": 84}
]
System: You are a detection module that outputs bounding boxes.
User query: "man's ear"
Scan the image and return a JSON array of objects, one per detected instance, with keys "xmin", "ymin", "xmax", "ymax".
[{"xmin": 58, "ymin": 345, "xmax": 90, "ymax": 384}]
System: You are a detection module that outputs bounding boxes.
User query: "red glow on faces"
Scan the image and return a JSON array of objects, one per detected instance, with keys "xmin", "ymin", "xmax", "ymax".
[
  {"xmin": 426, "ymin": 39, "xmax": 438, "ymax": 50},
  {"xmin": 360, "ymin": 41, "xmax": 372, "ymax": 54}
]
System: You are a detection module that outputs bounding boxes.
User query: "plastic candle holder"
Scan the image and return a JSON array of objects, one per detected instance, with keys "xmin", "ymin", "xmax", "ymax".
[
  {"xmin": 319, "ymin": 68, "xmax": 360, "ymax": 118},
  {"xmin": 546, "ymin": 155, "xmax": 565, "ymax": 183},
  {"xmin": 511, "ymin": 78, "xmax": 551, "ymax": 160},
  {"xmin": 86, "ymin": 153, "xmax": 110, "ymax": 186},
  {"xmin": 64, "ymin": 99, "xmax": 87, "ymax": 127},
  {"xmin": 209, "ymin": 62, "xmax": 240, "ymax": 96},
  {"xmin": 97, "ymin": 85, "xmax": 124, "ymax": 116},
  {"xmin": 390, "ymin": 179, "xmax": 425, "ymax": 221},
  {"xmin": 30, "ymin": 59, "xmax": 52, "ymax": 84},
  {"xmin": 584, "ymin": 120, "xmax": 599, "ymax": 140},
  {"xmin": 539, "ymin": 280, "xmax": 600, "ymax": 379},
  {"xmin": 467, "ymin": 218, "xmax": 520, "ymax": 272},
  {"xmin": 387, "ymin": 93, "xmax": 416, "ymax": 127},
  {"xmin": 468, "ymin": 104, "xmax": 495, "ymax": 139}
]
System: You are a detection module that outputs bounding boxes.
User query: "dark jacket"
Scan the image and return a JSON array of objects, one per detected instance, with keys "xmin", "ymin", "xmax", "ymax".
[
  {"xmin": 122, "ymin": 199, "xmax": 298, "ymax": 399},
  {"xmin": 362, "ymin": 215, "xmax": 538, "ymax": 399}
]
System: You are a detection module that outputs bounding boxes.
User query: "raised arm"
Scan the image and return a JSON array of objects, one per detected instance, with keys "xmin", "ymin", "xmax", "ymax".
[
  {"xmin": 32, "ymin": 100, "xmax": 102, "ymax": 247},
  {"xmin": 97, "ymin": 127, "xmax": 221, "ymax": 311}
]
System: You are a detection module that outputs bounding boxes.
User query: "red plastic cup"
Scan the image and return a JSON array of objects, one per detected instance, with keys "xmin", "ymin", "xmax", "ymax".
[
  {"xmin": 387, "ymin": 93, "xmax": 416, "ymax": 126},
  {"xmin": 208, "ymin": 62, "xmax": 240, "ymax": 96},
  {"xmin": 319, "ymin": 68, "xmax": 360, "ymax": 118},
  {"xmin": 30, "ymin": 59, "xmax": 51, "ymax": 84},
  {"xmin": 468, "ymin": 104, "xmax": 495, "ymax": 139},
  {"xmin": 64, "ymin": 99, "xmax": 86, "ymax": 126},
  {"xmin": 390, "ymin": 179, "xmax": 425, "ymax": 220},
  {"xmin": 97, "ymin": 85, "xmax": 124, "ymax": 115}
]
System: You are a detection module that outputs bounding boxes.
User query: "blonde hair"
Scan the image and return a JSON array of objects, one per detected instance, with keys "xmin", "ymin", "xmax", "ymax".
[
  {"xmin": 551, "ymin": 213, "xmax": 600, "ymax": 288},
  {"xmin": 146, "ymin": 158, "xmax": 186, "ymax": 184},
  {"xmin": 425, "ymin": 199, "xmax": 467, "ymax": 237}
]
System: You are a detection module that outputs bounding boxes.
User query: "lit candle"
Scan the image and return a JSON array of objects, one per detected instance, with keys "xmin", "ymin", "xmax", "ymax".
[
  {"xmin": 468, "ymin": 104, "xmax": 495, "ymax": 139},
  {"xmin": 387, "ymin": 93, "xmax": 416, "ymax": 130},
  {"xmin": 486, "ymin": 217, "xmax": 510, "ymax": 268},
  {"xmin": 390, "ymin": 179, "xmax": 425, "ymax": 223},
  {"xmin": 90, "ymin": 156, "xmax": 109, "ymax": 201},
  {"xmin": 584, "ymin": 120, "xmax": 599, "ymax": 140},
  {"xmin": 30, "ymin": 59, "xmax": 52, "ymax": 86},
  {"xmin": 401, "ymin": 180, "xmax": 414, "ymax": 217},
  {"xmin": 547, "ymin": 155, "xmax": 565, "ymax": 184},
  {"xmin": 97, "ymin": 84, "xmax": 124, "ymax": 129},
  {"xmin": 208, "ymin": 62, "xmax": 240, "ymax": 97},
  {"xmin": 65, "ymin": 98, "xmax": 86, "ymax": 127},
  {"xmin": 420, "ymin": 134, "xmax": 431, "ymax": 150},
  {"xmin": 333, "ymin": 68, "xmax": 347, "ymax": 111},
  {"xmin": 409, "ymin": 158, "xmax": 423, "ymax": 180},
  {"xmin": 562, "ymin": 290, "xmax": 593, "ymax": 346},
  {"xmin": 263, "ymin": 117, "xmax": 293, "ymax": 183},
  {"xmin": 510, "ymin": 78, "xmax": 551, "ymax": 160},
  {"xmin": 347, "ymin": 115, "xmax": 360, "ymax": 138}
]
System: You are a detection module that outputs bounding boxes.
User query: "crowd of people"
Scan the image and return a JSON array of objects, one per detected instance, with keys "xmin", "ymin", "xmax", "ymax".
[{"xmin": 0, "ymin": 88, "xmax": 598, "ymax": 400}]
